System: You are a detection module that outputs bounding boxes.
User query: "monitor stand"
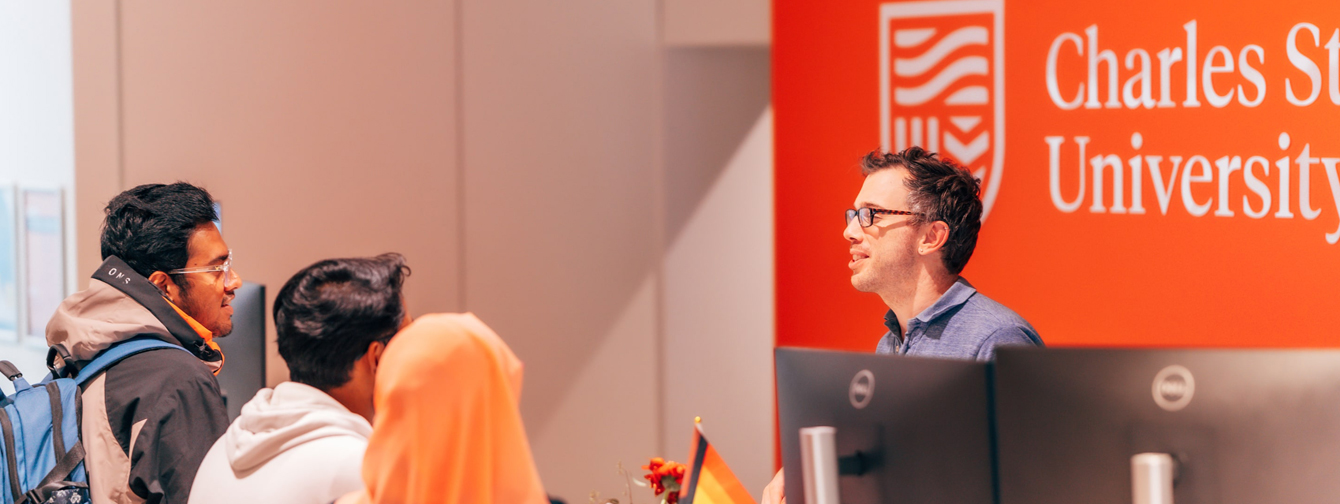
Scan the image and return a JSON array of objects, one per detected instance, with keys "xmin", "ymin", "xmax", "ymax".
[{"xmin": 1131, "ymin": 452, "xmax": 1176, "ymax": 504}]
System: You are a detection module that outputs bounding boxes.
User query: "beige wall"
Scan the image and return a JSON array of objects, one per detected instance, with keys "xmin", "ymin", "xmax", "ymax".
[
  {"xmin": 459, "ymin": 0, "xmax": 664, "ymax": 499},
  {"xmin": 663, "ymin": 0, "xmax": 770, "ymax": 46},
  {"xmin": 71, "ymin": 0, "xmax": 121, "ymax": 286},
  {"xmin": 662, "ymin": 47, "xmax": 773, "ymax": 494},
  {"xmin": 73, "ymin": 0, "xmax": 462, "ymax": 385},
  {"xmin": 72, "ymin": 1, "xmax": 773, "ymax": 501}
]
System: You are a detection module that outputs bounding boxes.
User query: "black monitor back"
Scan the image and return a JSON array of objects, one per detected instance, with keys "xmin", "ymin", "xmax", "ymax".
[
  {"xmin": 776, "ymin": 348, "xmax": 995, "ymax": 504},
  {"xmin": 994, "ymin": 347, "xmax": 1340, "ymax": 504},
  {"xmin": 213, "ymin": 281, "xmax": 266, "ymax": 421}
]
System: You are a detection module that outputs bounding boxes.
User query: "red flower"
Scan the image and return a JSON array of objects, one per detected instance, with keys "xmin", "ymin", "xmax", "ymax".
[{"xmin": 643, "ymin": 457, "xmax": 687, "ymax": 504}]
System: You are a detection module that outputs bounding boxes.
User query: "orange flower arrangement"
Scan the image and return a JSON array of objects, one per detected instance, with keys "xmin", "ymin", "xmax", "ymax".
[{"xmin": 642, "ymin": 457, "xmax": 687, "ymax": 504}]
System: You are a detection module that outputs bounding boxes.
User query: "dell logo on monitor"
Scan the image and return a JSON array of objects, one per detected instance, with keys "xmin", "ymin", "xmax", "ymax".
[
  {"xmin": 1152, "ymin": 365, "xmax": 1195, "ymax": 412},
  {"xmin": 850, "ymin": 369, "xmax": 875, "ymax": 409}
]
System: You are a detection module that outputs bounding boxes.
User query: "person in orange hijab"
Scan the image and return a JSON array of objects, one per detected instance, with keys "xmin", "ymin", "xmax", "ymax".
[{"xmin": 335, "ymin": 313, "xmax": 549, "ymax": 504}]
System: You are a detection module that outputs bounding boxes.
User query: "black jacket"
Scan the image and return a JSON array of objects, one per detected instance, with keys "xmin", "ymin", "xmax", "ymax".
[{"xmin": 47, "ymin": 256, "xmax": 228, "ymax": 504}]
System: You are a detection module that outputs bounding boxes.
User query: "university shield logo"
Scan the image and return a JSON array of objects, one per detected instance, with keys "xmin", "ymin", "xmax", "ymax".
[{"xmin": 880, "ymin": 0, "xmax": 1004, "ymax": 219}]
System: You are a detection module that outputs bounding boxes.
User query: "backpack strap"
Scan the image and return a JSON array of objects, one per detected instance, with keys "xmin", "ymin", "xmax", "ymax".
[
  {"xmin": 74, "ymin": 337, "xmax": 193, "ymax": 386},
  {"xmin": 0, "ymin": 361, "xmax": 30, "ymax": 394},
  {"xmin": 19, "ymin": 442, "xmax": 87, "ymax": 504},
  {"xmin": 0, "ymin": 361, "xmax": 21, "ymax": 382},
  {"xmin": 45, "ymin": 345, "xmax": 75, "ymax": 380},
  {"xmin": 21, "ymin": 385, "xmax": 91, "ymax": 504},
  {"xmin": 1, "ymin": 410, "xmax": 21, "ymax": 503},
  {"xmin": 44, "ymin": 382, "xmax": 65, "ymax": 459}
]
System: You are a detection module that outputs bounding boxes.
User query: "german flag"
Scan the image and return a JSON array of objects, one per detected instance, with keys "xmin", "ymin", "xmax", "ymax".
[{"xmin": 679, "ymin": 419, "xmax": 757, "ymax": 504}]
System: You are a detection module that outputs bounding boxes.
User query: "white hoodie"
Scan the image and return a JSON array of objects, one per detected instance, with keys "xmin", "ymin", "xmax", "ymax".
[{"xmin": 188, "ymin": 382, "xmax": 373, "ymax": 504}]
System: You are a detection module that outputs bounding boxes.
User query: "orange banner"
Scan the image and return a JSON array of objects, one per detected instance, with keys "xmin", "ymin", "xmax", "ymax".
[{"xmin": 776, "ymin": 0, "xmax": 1340, "ymax": 350}]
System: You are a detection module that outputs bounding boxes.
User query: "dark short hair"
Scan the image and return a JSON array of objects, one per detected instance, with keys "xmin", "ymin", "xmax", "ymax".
[
  {"xmin": 101, "ymin": 183, "xmax": 219, "ymax": 280},
  {"xmin": 274, "ymin": 253, "xmax": 410, "ymax": 390},
  {"xmin": 861, "ymin": 147, "xmax": 982, "ymax": 274}
]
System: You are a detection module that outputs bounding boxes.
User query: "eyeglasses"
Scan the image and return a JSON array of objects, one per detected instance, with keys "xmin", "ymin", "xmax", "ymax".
[
  {"xmin": 845, "ymin": 208, "xmax": 920, "ymax": 228},
  {"xmin": 167, "ymin": 250, "xmax": 236, "ymax": 283}
]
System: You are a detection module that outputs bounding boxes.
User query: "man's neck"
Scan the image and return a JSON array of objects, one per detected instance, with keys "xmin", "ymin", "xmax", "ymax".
[
  {"xmin": 880, "ymin": 273, "xmax": 960, "ymax": 335},
  {"xmin": 324, "ymin": 383, "xmax": 375, "ymax": 423}
]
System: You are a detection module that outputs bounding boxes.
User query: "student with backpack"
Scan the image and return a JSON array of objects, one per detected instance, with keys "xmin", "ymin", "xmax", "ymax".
[{"xmin": 17, "ymin": 183, "xmax": 238, "ymax": 503}]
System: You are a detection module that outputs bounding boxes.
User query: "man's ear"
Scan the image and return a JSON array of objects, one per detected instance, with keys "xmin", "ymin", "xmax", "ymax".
[
  {"xmin": 147, "ymin": 271, "xmax": 183, "ymax": 305},
  {"xmin": 918, "ymin": 221, "xmax": 951, "ymax": 256},
  {"xmin": 367, "ymin": 340, "xmax": 387, "ymax": 375}
]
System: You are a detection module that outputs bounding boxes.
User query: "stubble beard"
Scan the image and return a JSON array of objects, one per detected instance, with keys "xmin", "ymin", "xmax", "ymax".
[
  {"xmin": 179, "ymin": 286, "xmax": 233, "ymax": 337},
  {"xmin": 851, "ymin": 267, "xmax": 878, "ymax": 293},
  {"xmin": 851, "ymin": 250, "xmax": 917, "ymax": 307},
  {"xmin": 851, "ymin": 255, "xmax": 898, "ymax": 294}
]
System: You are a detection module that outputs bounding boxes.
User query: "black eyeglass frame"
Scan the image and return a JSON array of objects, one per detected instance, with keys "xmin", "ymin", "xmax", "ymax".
[{"xmin": 845, "ymin": 208, "xmax": 921, "ymax": 228}]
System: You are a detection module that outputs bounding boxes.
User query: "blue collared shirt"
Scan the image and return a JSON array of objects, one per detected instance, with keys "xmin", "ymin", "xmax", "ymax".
[{"xmin": 874, "ymin": 278, "xmax": 1043, "ymax": 361}]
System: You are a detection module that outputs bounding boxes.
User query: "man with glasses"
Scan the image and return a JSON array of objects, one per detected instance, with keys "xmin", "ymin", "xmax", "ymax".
[
  {"xmin": 845, "ymin": 147, "xmax": 1041, "ymax": 359},
  {"xmin": 761, "ymin": 147, "xmax": 1041, "ymax": 504},
  {"xmin": 46, "ymin": 183, "xmax": 239, "ymax": 504}
]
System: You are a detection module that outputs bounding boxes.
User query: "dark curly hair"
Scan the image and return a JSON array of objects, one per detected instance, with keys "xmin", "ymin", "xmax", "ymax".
[
  {"xmin": 861, "ymin": 146, "xmax": 983, "ymax": 274},
  {"xmin": 101, "ymin": 183, "xmax": 219, "ymax": 282},
  {"xmin": 274, "ymin": 253, "xmax": 411, "ymax": 390}
]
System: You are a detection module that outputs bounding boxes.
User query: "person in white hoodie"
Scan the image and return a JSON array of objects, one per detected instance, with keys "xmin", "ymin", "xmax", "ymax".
[{"xmin": 188, "ymin": 253, "xmax": 412, "ymax": 504}]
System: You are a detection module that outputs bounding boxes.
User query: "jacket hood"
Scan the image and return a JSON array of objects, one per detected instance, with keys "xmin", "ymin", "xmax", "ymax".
[
  {"xmin": 46, "ymin": 255, "xmax": 224, "ymax": 372},
  {"xmin": 224, "ymin": 381, "xmax": 373, "ymax": 472}
]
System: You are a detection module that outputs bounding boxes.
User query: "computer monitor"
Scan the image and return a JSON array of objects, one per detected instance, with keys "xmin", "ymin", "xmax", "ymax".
[
  {"xmin": 213, "ymin": 281, "xmax": 266, "ymax": 421},
  {"xmin": 776, "ymin": 347, "xmax": 995, "ymax": 504},
  {"xmin": 994, "ymin": 347, "xmax": 1340, "ymax": 504}
]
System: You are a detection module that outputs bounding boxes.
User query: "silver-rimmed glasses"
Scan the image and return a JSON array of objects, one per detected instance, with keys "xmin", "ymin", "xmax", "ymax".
[{"xmin": 167, "ymin": 250, "xmax": 236, "ymax": 283}]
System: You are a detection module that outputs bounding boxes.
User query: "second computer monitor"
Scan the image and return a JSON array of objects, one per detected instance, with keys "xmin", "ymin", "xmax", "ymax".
[
  {"xmin": 994, "ymin": 347, "xmax": 1340, "ymax": 504},
  {"xmin": 776, "ymin": 347, "xmax": 994, "ymax": 504}
]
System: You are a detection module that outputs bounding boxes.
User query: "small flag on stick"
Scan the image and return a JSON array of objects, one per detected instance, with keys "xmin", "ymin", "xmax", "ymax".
[{"xmin": 679, "ymin": 418, "xmax": 758, "ymax": 504}]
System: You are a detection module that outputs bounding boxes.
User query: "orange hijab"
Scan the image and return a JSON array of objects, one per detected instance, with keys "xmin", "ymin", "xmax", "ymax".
[{"xmin": 339, "ymin": 313, "xmax": 548, "ymax": 504}]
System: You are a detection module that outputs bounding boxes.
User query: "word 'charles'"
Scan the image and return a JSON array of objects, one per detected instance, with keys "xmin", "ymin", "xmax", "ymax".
[{"xmin": 1046, "ymin": 20, "xmax": 1340, "ymax": 109}]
